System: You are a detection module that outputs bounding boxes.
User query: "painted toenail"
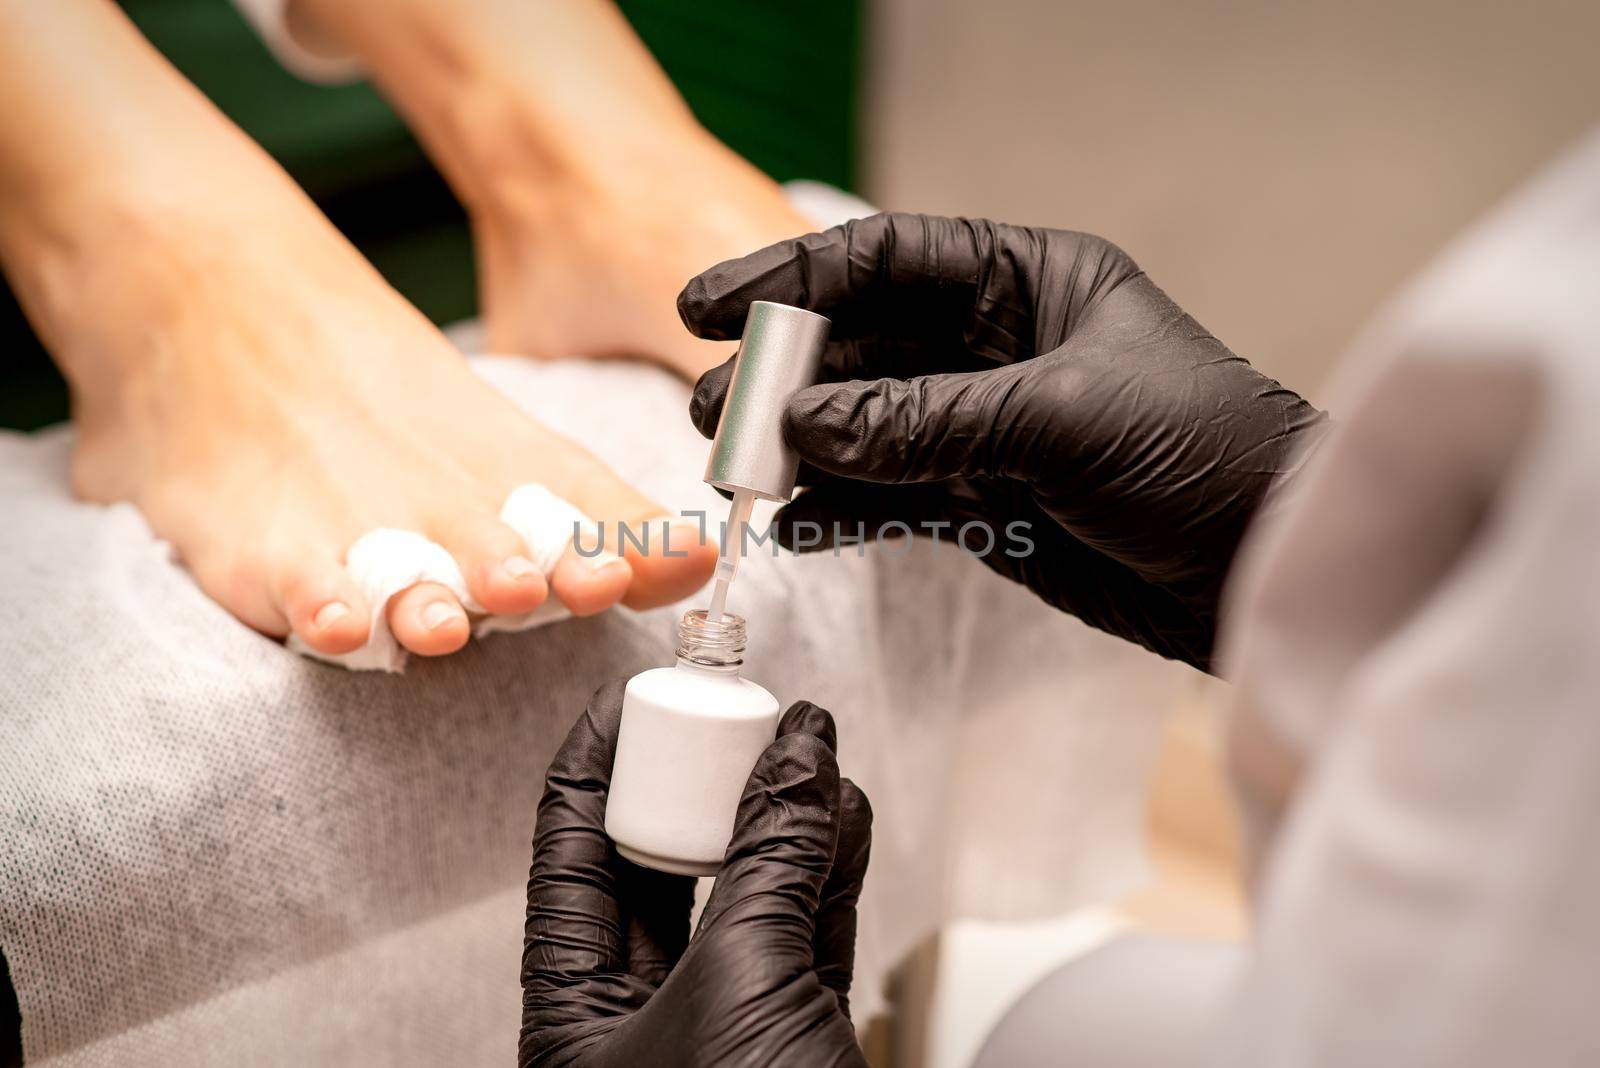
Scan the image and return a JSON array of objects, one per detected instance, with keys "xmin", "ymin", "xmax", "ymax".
[
  {"xmin": 581, "ymin": 551, "xmax": 628, "ymax": 576},
  {"xmin": 503, "ymin": 555, "xmax": 540, "ymax": 580},
  {"xmin": 313, "ymin": 601, "xmax": 351, "ymax": 629},
  {"xmin": 421, "ymin": 601, "xmax": 460, "ymax": 630}
]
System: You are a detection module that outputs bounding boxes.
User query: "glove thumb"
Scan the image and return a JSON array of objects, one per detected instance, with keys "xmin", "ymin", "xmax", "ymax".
[{"xmin": 697, "ymin": 702, "xmax": 843, "ymax": 951}]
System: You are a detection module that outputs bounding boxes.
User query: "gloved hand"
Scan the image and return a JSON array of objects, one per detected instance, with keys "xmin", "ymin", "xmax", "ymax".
[
  {"xmin": 520, "ymin": 680, "xmax": 872, "ymax": 1068},
  {"xmin": 679, "ymin": 213, "xmax": 1327, "ymax": 672}
]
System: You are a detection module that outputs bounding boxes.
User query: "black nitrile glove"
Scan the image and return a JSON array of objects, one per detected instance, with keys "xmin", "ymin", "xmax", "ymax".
[
  {"xmin": 680, "ymin": 213, "xmax": 1327, "ymax": 672},
  {"xmin": 519, "ymin": 680, "xmax": 872, "ymax": 1068}
]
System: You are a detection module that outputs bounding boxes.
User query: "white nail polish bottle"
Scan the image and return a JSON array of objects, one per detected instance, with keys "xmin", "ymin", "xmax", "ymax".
[
  {"xmin": 606, "ymin": 302, "xmax": 828, "ymax": 877},
  {"xmin": 605, "ymin": 610, "xmax": 780, "ymax": 876}
]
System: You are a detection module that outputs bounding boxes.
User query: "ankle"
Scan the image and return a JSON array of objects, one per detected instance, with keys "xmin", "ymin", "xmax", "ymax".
[
  {"xmin": 34, "ymin": 186, "xmax": 365, "ymax": 411},
  {"xmin": 290, "ymin": 0, "xmax": 717, "ymax": 216},
  {"xmin": 6, "ymin": 186, "xmax": 190, "ymax": 384}
]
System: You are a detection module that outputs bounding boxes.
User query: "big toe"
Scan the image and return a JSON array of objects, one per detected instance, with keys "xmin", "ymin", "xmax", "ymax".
[
  {"xmin": 509, "ymin": 445, "xmax": 717, "ymax": 612},
  {"xmin": 615, "ymin": 516, "xmax": 718, "ymax": 610}
]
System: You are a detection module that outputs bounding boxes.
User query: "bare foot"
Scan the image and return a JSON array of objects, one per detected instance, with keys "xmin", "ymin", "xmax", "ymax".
[
  {"xmin": 295, "ymin": 0, "xmax": 818, "ymax": 381},
  {"xmin": 471, "ymin": 134, "xmax": 812, "ymax": 380},
  {"xmin": 58, "ymin": 200, "xmax": 715, "ymax": 659},
  {"xmin": 0, "ymin": 0, "xmax": 715, "ymax": 661}
]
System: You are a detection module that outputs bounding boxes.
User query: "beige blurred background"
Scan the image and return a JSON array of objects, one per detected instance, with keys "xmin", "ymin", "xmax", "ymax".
[{"xmin": 861, "ymin": 0, "xmax": 1600, "ymax": 399}]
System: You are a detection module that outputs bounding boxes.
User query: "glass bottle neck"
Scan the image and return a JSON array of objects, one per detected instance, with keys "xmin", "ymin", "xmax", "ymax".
[
  {"xmin": 675, "ymin": 655, "xmax": 741, "ymax": 676},
  {"xmin": 676, "ymin": 608, "xmax": 747, "ymax": 672}
]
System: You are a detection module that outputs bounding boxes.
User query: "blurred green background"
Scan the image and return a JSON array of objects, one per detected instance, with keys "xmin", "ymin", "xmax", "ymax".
[{"xmin": 0, "ymin": 0, "xmax": 860, "ymax": 430}]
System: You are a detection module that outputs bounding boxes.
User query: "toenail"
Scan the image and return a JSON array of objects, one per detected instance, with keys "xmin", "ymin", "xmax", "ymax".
[
  {"xmin": 503, "ymin": 555, "xmax": 541, "ymax": 580},
  {"xmin": 421, "ymin": 601, "xmax": 461, "ymax": 630},
  {"xmin": 313, "ymin": 601, "xmax": 351, "ymax": 629},
  {"xmin": 581, "ymin": 551, "xmax": 628, "ymax": 576}
]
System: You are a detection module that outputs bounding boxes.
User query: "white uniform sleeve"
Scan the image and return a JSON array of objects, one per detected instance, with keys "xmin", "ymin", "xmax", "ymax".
[
  {"xmin": 229, "ymin": 0, "xmax": 362, "ymax": 84},
  {"xmin": 1217, "ymin": 126, "xmax": 1600, "ymax": 1067}
]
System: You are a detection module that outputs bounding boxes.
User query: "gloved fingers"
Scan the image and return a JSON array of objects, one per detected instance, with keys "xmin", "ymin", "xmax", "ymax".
[
  {"xmin": 774, "ymin": 696, "xmax": 840, "ymax": 752},
  {"xmin": 771, "ymin": 481, "xmax": 955, "ymax": 554},
  {"xmin": 677, "ymin": 213, "xmax": 1046, "ymax": 357},
  {"xmin": 524, "ymin": 680, "xmax": 695, "ymax": 989},
  {"xmin": 782, "ymin": 469, "xmax": 1214, "ymax": 663},
  {"xmin": 688, "ymin": 357, "xmax": 736, "ymax": 439},
  {"xmin": 617, "ymin": 859, "xmax": 696, "ymax": 987},
  {"xmin": 690, "ymin": 333, "xmax": 981, "ymax": 443},
  {"xmin": 697, "ymin": 703, "xmax": 843, "ymax": 954},
  {"xmin": 812, "ymin": 777, "xmax": 872, "ymax": 1020},
  {"xmin": 784, "ymin": 361, "xmax": 1045, "ymax": 484}
]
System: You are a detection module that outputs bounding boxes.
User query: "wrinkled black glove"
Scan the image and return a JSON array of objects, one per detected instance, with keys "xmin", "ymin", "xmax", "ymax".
[
  {"xmin": 520, "ymin": 680, "xmax": 872, "ymax": 1067},
  {"xmin": 680, "ymin": 213, "xmax": 1327, "ymax": 672}
]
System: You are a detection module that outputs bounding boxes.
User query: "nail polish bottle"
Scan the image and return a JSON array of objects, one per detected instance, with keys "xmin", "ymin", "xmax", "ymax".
[
  {"xmin": 606, "ymin": 301, "xmax": 828, "ymax": 877},
  {"xmin": 605, "ymin": 609, "xmax": 780, "ymax": 876}
]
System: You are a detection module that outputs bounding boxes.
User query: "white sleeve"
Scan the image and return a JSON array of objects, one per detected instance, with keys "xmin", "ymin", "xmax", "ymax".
[
  {"xmin": 1216, "ymin": 128, "xmax": 1600, "ymax": 1067},
  {"xmin": 230, "ymin": 0, "xmax": 362, "ymax": 85}
]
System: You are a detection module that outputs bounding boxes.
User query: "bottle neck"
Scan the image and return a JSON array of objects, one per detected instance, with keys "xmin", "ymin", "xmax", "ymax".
[
  {"xmin": 675, "ymin": 655, "xmax": 741, "ymax": 676},
  {"xmin": 676, "ymin": 608, "xmax": 747, "ymax": 673}
]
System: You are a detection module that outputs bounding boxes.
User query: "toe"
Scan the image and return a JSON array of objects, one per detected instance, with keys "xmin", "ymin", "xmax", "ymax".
[
  {"xmin": 278, "ymin": 558, "xmax": 372, "ymax": 656},
  {"xmin": 549, "ymin": 541, "xmax": 632, "ymax": 617},
  {"xmin": 434, "ymin": 513, "xmax": 551, "ymax": 617},
  {"xmin": 616, "ymin": 516, "xmax": 719, "ymax": 611},
  {"xmin": 388, "ymin": 582, "xmax": 471, "ymax": 656},
  {"xmin": 511, "ymin": 443, "xmax": 716, "ymax": 612}
]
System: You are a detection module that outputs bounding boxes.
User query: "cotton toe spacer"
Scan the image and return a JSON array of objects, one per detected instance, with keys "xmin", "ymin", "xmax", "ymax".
[{"xmin": 287, "ymin": 484, "xmax": 598, "ymax": 672}]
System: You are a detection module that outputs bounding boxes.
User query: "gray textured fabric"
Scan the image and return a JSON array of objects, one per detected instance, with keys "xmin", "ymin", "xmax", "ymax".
[{"xmin": 0, "ymin": 352, "xmax": 1188, "ymax": 1065}]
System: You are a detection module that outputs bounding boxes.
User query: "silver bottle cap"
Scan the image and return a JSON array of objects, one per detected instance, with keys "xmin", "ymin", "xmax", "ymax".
[{"xmin": 703, "ymin": 300, "xmax": 831, "ymax": 502}]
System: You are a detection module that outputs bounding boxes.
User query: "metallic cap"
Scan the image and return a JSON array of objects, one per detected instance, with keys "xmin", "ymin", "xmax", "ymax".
[{"xmin": 704, "ymin": 300, "xmax": 831, "ymax": 502}]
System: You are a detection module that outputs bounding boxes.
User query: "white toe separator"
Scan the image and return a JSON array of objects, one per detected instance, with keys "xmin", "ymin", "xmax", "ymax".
[
  {"xmin": 288, "ymin": 483, "xmax": 597, "ymax": 672},
  {"xmin": 475, "ymin": 484, "xmax": 599, "ymax": 639}
]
